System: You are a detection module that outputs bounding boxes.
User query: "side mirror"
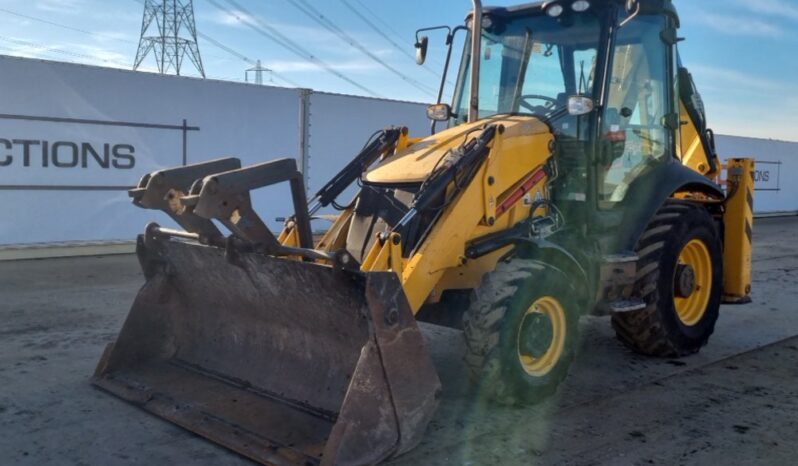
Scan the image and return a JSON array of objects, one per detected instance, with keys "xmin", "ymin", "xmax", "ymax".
[
  {"xmin": 415, "ymin": 36, "xmax": 429, "ymax": 65},
  {"xmin": 567, "ymin": 96, "xmax": 594, "ymax": 116},
  {"xmin": 426, "ymin": 103, "xmax": 452, "ymax": 121}
]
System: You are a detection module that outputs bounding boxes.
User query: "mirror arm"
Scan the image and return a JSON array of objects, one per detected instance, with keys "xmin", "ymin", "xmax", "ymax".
[
  {"xmin": 432, "ymin": 26, "xmax": 466, "ymax": 134},
  {"xmin": 469, "ymin": 0, "xmax": 483, "ymax": 123},
  {"xmin": 619, "ymin": 1, "xmax": 642, "ymax": 28},
  {"xmin": 416, "ymin": 25, "xmax": 452, "ymax": 43}
]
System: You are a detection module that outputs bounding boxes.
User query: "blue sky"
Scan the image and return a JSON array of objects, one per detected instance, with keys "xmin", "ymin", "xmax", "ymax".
[{"xmin": 0, "ymin": 0, "xmax": 797, "ymax": 141}]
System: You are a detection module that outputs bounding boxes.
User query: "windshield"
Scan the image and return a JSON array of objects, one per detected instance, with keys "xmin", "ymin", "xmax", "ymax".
[{"xmin": 452, "ymin": 12, "xmax": 602, "ymax": 125}]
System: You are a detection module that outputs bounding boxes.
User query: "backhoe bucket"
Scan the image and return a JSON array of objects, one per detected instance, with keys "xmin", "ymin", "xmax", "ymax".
[{"xmin": 92, "ymin": 233, "xmax": 440, "ymax": 465}]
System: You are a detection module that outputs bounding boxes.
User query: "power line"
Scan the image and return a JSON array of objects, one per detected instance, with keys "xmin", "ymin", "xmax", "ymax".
[
  {"xmin": 0, "ymin": 35, "xmax": 287, "ymax": 88},
  {"xmin": 0, "ymin": 7, "xmax": 137, "ymax": 45},
  {"xmin": 338, "ymin": 0, "xmax": 445, "ymax": 79},
  {"xmin": 195, "ymin": 31, "xmax": 302, "ymax": 87},
  {"xmin": 0, "ymin": 32, "xmax": 284, "ymax": 85},
  {"xmin": 207, "ymin": 0, "xmax": 380, "ymax": 97},
  {"xmin": 350, "ymin": 0, "xmax": 413, "ymax": 51},
  {"xmin": 0, "ymin": 46, "xmax": 112, "ymax": 68},
  {"xmin": 284, "ymin": 0, "xmax": 436, "ymax": 97},
  {"xmin": 197, "ymin": 32, "xmax": 252, "ymax": 63},
  {"xmin": 0, "ymin": 35, "xmax": 131, "ymax": 67}
]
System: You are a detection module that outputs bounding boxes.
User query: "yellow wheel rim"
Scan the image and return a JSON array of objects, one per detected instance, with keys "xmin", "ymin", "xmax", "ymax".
[
  {"xmin": 516, "ymin": 296, "xmax": 567, "ymax": 377},
  {"xmin": 673, "ymin": 239, "xmax": 713, "ymax": 326}
]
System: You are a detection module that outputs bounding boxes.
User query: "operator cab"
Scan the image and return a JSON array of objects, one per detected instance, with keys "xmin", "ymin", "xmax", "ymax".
[{"xmin": 421, "ymin": 0, "xmax": 700, "ymax": 232}]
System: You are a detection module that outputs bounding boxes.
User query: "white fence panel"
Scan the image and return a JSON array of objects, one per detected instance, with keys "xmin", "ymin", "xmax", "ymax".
[
  {"xmin": 0, "ymin": 56, "xmax": 300, "ymax": 244},
  {"xmin": 716, "ymin": 135, "xmax": 797, "ymax": 214},
  {"xmin": 302, "ymin": 92, "xmax": 428, "ymax": 228},
  {"xmin": 305, "ymin": 93, "xmax": 428, "ymax": 192}
]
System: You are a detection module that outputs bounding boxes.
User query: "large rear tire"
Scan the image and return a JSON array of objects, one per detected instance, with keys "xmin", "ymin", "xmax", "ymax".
[
  {"xmin": 612, "ymin": 200, "xmax": 723, "ymax": 357},
  {"xmin": 463, "ymin": 260, "xmax": 579, "ymax": 406}
]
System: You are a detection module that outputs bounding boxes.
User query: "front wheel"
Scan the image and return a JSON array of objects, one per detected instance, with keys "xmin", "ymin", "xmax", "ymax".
[
  {"xmin": 463, "ymin": 260, "xmax": 580, "ymax": 406},
  {"xmin": 612, "ymin": 200, "xmax": 723, "ymax": 357}
]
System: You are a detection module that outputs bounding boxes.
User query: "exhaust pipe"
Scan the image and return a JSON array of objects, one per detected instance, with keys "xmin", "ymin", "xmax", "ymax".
[{"xmin": 469, "ymin": 0, "xmax": 483, "ymax": 122}]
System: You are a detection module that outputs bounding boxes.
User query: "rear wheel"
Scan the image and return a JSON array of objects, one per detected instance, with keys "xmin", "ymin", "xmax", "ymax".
[
  {"xmin": 463, "ymin": 260, "xmax": 579, "ymax": 405},
  {"xmin": 612, "ymin": 200, "xmax": 722, "ymax": 357}
]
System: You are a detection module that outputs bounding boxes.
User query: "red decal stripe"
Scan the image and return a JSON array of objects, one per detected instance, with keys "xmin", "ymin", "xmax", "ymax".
[{"xmin": 495, "ymin": 167, "xmax": 546, "ymax": 218}]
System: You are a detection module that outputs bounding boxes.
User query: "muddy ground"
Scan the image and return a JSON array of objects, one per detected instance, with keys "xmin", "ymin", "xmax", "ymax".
[{"xmin": 1, "ymin": 217, "xmax": 796, "ymax": 465}]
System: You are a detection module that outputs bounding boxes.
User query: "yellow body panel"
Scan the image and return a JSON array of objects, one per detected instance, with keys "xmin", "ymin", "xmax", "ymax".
[
  {"xmin": 722, "ymin": 158, "xmax": 755, "ymax": 303},
  {"xmin": 365, "ymin": 116, "xmax": 550, "ymax": 184},
  {"xmin": 358, "ymin": 117, "xmax": 553, "ymax": 312},
  {"xmin": 435, "ymin": 247, "xmax": 511, "ymax": 293},
  {"xmin": 277, "ymin": 224, "xmax": 300, "ymax": 248},
  {"xmin": 678, "ymin": 101, "xmax": 720, "ymax": 178},
  {"xmin": 315, "ymin": 209, "xmax": 353, "ymax": 252}
]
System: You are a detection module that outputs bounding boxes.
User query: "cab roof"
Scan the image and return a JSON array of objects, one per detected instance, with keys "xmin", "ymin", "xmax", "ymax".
[{"xmin": 470, "ymin": 0, "xmax": 679, "ymax": 27}]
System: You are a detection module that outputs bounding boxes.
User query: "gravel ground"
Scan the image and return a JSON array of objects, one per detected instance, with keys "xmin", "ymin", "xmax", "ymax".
[{"xmin": 1, "ymin": 217, "xmax": 796, "ymax": 465}]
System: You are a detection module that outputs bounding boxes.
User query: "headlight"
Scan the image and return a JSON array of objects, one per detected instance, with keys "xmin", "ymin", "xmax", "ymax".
[
  {"xmin": 572, "ymin": 0, "xmax": 591, "ymax": 12},
  {"xmin": 546, "ymin": 4, "xmax": 564, "ymax": 17},
  {"xmin": 567, "ymin": 96, "xmax": 594, "ymax": 116}
]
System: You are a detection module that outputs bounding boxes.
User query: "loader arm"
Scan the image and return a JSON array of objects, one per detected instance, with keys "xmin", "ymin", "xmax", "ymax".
[{"xmin": 360, "ymin": 116, "xmax": 555, "ymax": 312}]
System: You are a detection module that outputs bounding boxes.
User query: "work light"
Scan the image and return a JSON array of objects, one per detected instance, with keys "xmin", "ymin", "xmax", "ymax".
[
  {"xmin": 546, "ymin": 4, "xmax": 564, "ymax": 17},
  {"xmin": 572, "ymin": 0, "xmax": 591, "ymax": 12}
]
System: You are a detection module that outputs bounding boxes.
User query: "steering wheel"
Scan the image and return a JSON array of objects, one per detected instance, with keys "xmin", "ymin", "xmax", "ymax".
[{"xmin": 519, "ymin": 94, "xmax": 559, "ymax": 113}]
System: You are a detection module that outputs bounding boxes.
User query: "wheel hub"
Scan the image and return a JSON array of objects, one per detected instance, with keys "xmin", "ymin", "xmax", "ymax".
[
  {"xmin": 673, "ymin": 239, "xmax": 713, "ymax": 327},
  {"xmin": 517, "ymin": 296, "xmax": 567, "ymax": 377},
  {"xmin": 675, "ymin": 263, "xmax": 696, "ymax": 298},
  {"xmin": 519, "ymin": 309, "xmax": 554, "ymax": 358}
]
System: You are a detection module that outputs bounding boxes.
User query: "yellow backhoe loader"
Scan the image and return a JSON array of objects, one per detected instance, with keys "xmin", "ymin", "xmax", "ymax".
[{"xmin": 93, "ymin": 0, "xmax": 755, "ymax": 464}]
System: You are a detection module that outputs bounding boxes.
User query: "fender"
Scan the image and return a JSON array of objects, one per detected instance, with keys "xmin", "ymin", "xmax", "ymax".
[
  {"xmin": 517, "ymin": 238, "xmax": 591, "ymax": 309},
  {"xmin": 612, "ymin": 160, "xmax": 724, "ymax": 253}
]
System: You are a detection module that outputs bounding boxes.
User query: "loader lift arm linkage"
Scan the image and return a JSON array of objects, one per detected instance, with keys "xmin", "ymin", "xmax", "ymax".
[{"xmin": 128, "ymin": 127, "xmax": 403, "ymax": 262}]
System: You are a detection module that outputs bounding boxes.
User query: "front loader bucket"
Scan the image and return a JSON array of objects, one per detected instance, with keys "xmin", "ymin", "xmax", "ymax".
[{"xmin": 92, "ymin": 234, "xmax": 440, "ymax": 465}]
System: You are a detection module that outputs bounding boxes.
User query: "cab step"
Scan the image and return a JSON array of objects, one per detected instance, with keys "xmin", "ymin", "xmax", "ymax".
[{"xmin": 607, "ymin": 299, "xmax": 647, "ymax": 314}]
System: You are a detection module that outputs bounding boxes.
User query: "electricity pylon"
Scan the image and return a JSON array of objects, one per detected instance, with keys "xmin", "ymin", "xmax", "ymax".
[{"xmin": 133, "ymin": 0, "xmax": 205, "ymax": 77}]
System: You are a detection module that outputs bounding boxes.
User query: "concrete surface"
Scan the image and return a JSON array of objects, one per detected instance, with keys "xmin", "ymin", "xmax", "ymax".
[
  {"xmin": 1, "ymin": 217, "xmax": 796, "ymax": 465},
  {"xmin": 0, "ymin": 241, "xmax": 135, "ymax": 262}
]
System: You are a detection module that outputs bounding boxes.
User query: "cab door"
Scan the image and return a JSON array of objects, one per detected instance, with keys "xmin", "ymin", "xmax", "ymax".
[{"xmin": 597, "ymin": 13, "xmax": 674, "ymax": 208}]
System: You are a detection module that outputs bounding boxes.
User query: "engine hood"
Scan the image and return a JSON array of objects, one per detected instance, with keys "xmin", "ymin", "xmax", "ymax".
[{"xmin": 364, "ymin": 115, "xmax": 551, "ymax": 185}]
